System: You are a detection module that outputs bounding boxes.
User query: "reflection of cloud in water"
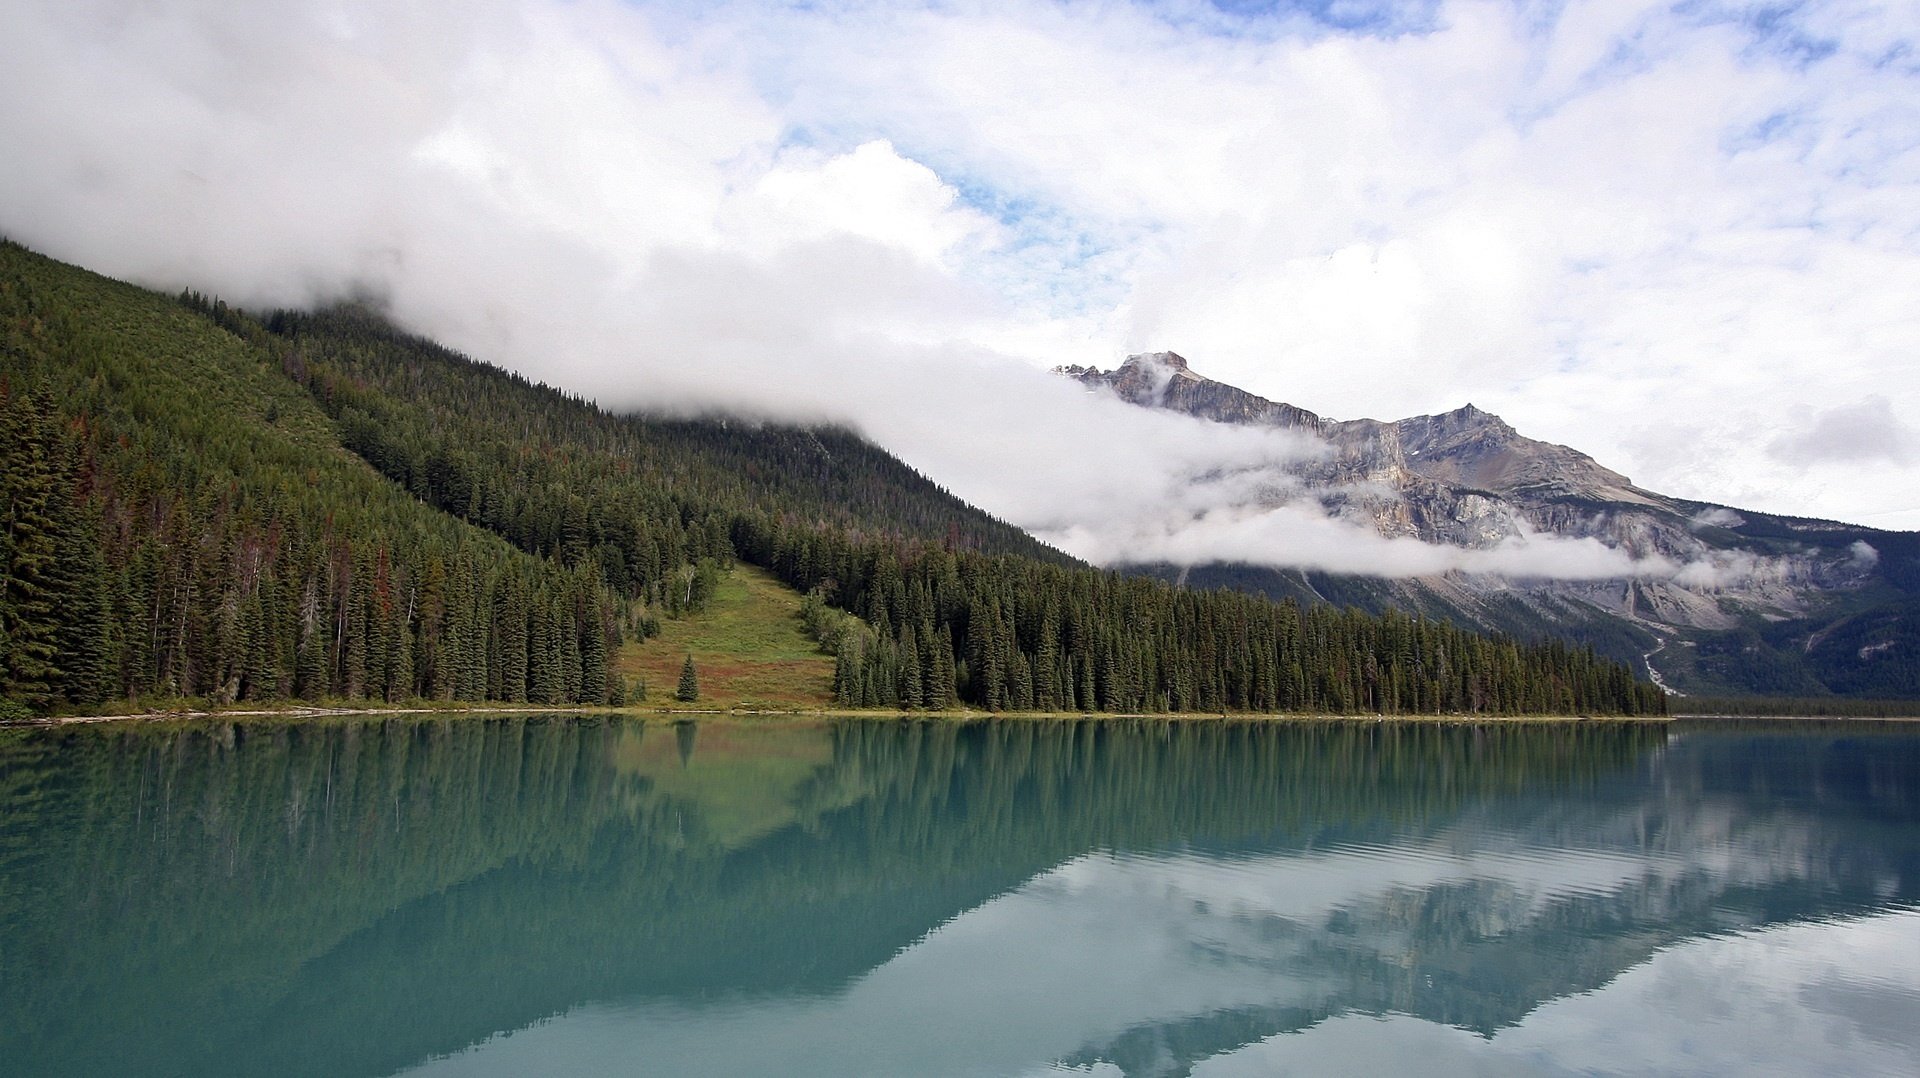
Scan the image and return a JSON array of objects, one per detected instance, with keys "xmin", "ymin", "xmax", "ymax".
[
  {"xmin": 1050, "ymin": 841, "xmax": 1679, "ymax": 926},
  {"xmin": 1199, "ymin": 909, "xmax": 1920, "ymax": 1078},
  {"xmin": 401, "ymin": 823, "xmax": 1920, "ymax": 1078}
]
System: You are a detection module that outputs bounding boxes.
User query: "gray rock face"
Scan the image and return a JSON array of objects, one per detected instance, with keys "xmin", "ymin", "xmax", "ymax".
[
  {"xmin": 1064, "ymin": 353, "xmax": 1682, "ymax": 553},
  {"xmin": 1059, "ymin": 354, "xmax": 1915, "ymax": 696}
]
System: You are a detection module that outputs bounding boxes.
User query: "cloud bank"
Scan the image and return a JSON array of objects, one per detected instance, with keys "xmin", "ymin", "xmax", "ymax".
[{"xmin": 2, "ymin": 0, "xmax": 1915, "ymax": 584}]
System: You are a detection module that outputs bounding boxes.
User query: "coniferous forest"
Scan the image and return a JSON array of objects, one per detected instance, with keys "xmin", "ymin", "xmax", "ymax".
[{"xmin": 0, "ymin": 241, "xmax": 1665, "ymax": 718}]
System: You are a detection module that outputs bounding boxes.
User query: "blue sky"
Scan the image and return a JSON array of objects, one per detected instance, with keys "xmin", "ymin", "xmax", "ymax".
[{"xmin": 2, "ymin": 0, "xmax": 1917, "ymax": 560}]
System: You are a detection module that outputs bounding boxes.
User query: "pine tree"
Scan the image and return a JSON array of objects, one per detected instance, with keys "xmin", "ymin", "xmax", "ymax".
[
  {"xmin": 527, "ymin": 597, "xmax": 559, "ymax": 704},
  {"xmin": 49, "ymin": 496, "xmax": 113, "ymax": 706},
  {"xmin": 899, "ymin": 626, "xmax": 925, "ymax": 709},
  {"xmin": 834, "ymin": 641, "xmax": 861, "ymax": 707},
  {"xmin": 342, "ymin": 552, "xmax": 369, "ymax": 699},
  {"xmin": 385, "ymin": 589, "xmax": 413, "ymax": 702},
  {"xmin": 928, "ymin": 625, "xmax": 956, "ymax": 710},
  {"xmin": 579, "ymin": 597, "xmax": 608, "ymax": 704},
  {"xmin": 676, "ymin": 653, "xmax": 700, "ymax": 702},
  {"xmin": 0, "ymin": 391, "xmax": 62, "ymax": 706},
  {"xmin": 294, "ymin": 578, "xmax": 326, "ymax": 699},
  {"xmin": 495, "ymin": 572, "xmax": 528, "ymax": 702}
]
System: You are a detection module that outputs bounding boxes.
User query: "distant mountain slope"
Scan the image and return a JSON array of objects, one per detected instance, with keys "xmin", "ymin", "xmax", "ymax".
[
  {"xmin": 264, "ymin": 304, "xmax": 1066, "ymax": 574},
  {"xmin": 1062, "ymin": 352, "xmax": 1920, "ymax": 699}
]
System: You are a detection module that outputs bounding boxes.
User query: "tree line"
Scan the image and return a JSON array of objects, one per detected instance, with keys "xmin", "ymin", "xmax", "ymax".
[{"xmin": 752, "ymin": 517, "xmax": 1664, "ymax": 715}]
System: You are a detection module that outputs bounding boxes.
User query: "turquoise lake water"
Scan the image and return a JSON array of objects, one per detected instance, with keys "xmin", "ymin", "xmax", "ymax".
[{"xmin": 3, "ymin": 715, "xmax": 1917, "ymax": 1076}]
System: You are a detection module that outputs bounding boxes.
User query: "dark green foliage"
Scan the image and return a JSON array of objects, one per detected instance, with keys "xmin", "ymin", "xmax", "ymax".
[
  {"xmin": 1805, "ymin": 602, "xmax": 1920, "ymax": 697},
  {"xmin": 1, "ymin": 242, "xmax": 618, "ymax": 711},
  {"xmin": 676, "ymin": 654, "xmax": 699, "ymax": 702},
  {"xmin": 0, "ymin": 388, "xmax": 112, "ymax": 708},
  {"xmin": 1674, "ymin": 697, "xmax": 1920, "ymax": 718},
  {"xmin": 1651, "ymin": 601, "xmax": 1920, "ymax": 701},
  {"xmin": 1157, "ymin": 541, "xmax": 1920, "ymax": 702},
  {"xmin": 738, "ymin": 518, "xmax": 1666, "ymax": 716},
  {"xmin": 259, "ymin": 304, "xmax": 1062, "ymax": 604}
]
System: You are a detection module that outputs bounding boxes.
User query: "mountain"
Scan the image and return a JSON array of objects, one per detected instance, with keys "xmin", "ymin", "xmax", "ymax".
[
  {"xmin": 1061, "ymin": 352, "xmax": 1920, "ymax": 699},
  {"xmin": 0, "ymin": 242, "xmax": 1658, "ymax": 717}
]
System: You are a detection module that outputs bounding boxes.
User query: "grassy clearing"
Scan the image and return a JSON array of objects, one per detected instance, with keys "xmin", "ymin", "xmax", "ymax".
[{"xmin": 616, "ymin": 565, "xmax": 837, "ymax": 711}]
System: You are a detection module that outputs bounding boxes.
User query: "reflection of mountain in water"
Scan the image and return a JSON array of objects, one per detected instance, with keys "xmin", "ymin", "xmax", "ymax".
[
  {"xmin": 2, "ymin": 717, "xmax": 1916, "ymax": 1077},
  {"xmin": 1050, "ymin": 726, "xmax": 1920, "ymax": 1074}
]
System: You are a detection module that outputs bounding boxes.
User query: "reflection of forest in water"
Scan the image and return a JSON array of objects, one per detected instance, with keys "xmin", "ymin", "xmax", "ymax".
[{"xmin": 2, "ymin": 717, "xmax": 1916, "ymax": 1078}]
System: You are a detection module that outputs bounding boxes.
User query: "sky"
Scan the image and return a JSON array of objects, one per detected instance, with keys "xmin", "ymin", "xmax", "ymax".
[{"xmin": 2, "ymin": 0, "xmax": 1917, "ymax": 575}]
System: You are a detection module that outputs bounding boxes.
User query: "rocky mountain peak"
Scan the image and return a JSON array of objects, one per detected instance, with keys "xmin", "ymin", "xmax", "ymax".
[
  {"xmin": 1398, "ymin": 403, "xmax": 1518, "ymax": 454},
  {"xmin": 1057, "ymin": 348, "xmax": 1672, "ymax": 542},
  {"xmin": 1063, "ymin": 353, "xmax": 1327, "ymax": 432},
  {"xmin": 1126, "ymin": 351, "xmax": 1190, "ymax": 371}
]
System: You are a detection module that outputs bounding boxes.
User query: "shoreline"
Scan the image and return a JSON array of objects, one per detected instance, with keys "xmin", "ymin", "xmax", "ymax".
[
  {"xmin": 13, "ymin": 703, "xmax": 1916, "ymax": 729},
  {"xmin": 5, "ymin": 703, "xmax": 1685, "ymax": 728}
]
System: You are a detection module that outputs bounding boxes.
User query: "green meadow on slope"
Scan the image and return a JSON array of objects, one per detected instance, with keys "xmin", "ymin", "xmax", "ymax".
[{"xmin": 618, "ymin": 565, "xmax": 836, "ymax": 711}]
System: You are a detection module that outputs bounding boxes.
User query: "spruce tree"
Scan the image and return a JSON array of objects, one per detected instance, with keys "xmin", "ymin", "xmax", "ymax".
[
  {"xmin": 676, "ymin": 653, "xmax": 699, "ymax": 702},
  {"xmin": 0, "ymin": 391, "xmax": 61, "ymax": 706},
  {"xmin": 834, "ymin": 643, "xmax": 860, "ymax": 707},
  {"xmin": 579, "ymin": 598, "xmax": 608, "ymax": 704},
  {"xmin": 527, "ymin": 597, "xmax": 559, "ymax": 704}
]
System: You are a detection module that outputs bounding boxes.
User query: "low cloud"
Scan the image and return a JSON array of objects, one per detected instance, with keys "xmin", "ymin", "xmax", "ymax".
[
  {"xmin": 1768, "ymin": 396, "xmax": 1915, "ymax": 467},
  {"xmin": 1690, "ymin": 507, "xmax": 1745, "ymax": 529},
  {"xmin": 1037, "ymin": 502, "xmax": 1790, "ymax": 584}
]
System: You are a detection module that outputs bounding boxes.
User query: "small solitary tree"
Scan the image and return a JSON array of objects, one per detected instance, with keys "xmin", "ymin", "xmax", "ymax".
[{"xmin": 675, "ymin": 654, "xmax": 699, "ymax": 702}]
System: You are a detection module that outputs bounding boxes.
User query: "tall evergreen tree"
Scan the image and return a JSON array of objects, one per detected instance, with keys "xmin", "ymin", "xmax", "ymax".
[{"xmin": 676, "ymin": 654, "xmax": 700, "ymax": 703}]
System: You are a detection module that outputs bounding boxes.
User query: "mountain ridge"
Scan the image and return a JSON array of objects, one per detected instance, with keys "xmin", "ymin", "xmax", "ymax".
[{"xmin": 1060, "ymin": 352, "xmax": 1920, "ymax": 699}]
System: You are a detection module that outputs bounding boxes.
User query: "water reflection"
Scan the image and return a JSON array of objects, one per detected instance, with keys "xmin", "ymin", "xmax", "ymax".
[{"xmin": 2, "ymin": 717, "xmax": 1917, "ymax": 1076}]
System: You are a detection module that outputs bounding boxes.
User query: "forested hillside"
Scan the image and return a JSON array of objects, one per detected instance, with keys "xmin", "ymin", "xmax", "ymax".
[
  {"xmin": 0, "ymin": 242, "xmax": 1664, "ymax": 717},
  {"xmin": 0, "ymin": 242, "xmax": 622, "ymax": 716},
  {"xmin": 260, "ymin": 304, "xmax": 1063, "ymax": 586}
]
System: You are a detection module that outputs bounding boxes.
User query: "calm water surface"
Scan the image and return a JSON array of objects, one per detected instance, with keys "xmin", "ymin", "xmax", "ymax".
[{"xmin": 3, "ymin": 716, "xmax": 1919, "ymax": 1077}]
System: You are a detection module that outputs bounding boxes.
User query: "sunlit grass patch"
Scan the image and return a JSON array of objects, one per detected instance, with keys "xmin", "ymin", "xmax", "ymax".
[{"xmin": 617, "ymin": 565, "xmax": 836, "ymax": 710}]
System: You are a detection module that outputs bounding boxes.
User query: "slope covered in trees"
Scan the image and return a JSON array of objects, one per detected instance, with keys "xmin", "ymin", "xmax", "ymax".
[
  {"xmin": 750, "ymin": 521, "xmax": 1661, "ymax": 715},
  {"xmin": 0, "ymin": 242, "xmax": 1663, "ymax": 717},
  {"xmin": 0, "ymin": 242, "xmax": 622, "ymax": 716},
  {"xmin": 261, "ymin": 303, "xmax": 1062, "ymax": 587}
]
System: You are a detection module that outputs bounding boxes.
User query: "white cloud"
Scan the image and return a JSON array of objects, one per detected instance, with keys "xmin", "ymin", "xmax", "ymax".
[
  {"xmin": 2, "ymin": 0, "xmax": 1916, "ymax": 582},
  {"xmin": 1769, "ymin": 394, "xmax": 1916, "ymax": 467},
  {"xmin": 723, "ymin": 139, "xmax": 998, "ymax": 265},
  {"xmin": 734, "ymin": 0, "xmax": 1920, "ymax": 523},
  {"xmin": 1043, "ymin": 503, "xmax": 1681, "ymax": 580}
]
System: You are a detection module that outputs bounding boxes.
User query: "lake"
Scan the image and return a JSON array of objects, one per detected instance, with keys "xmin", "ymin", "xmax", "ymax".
[{"xmin": 3, "ymin": 715, "xmax": 1918, "ymax": 1077}]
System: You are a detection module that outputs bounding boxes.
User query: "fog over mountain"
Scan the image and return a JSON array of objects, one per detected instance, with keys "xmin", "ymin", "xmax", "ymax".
[{"xmin": 3, "ymin": 0, "xmax": 1916, "ymax": 581}]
